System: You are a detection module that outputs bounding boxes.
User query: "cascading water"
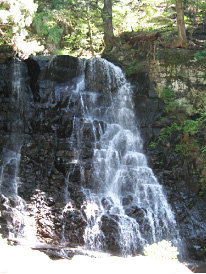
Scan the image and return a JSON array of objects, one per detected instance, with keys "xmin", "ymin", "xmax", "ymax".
[
  {"xmin": 0, "ymin": 60, "xmax": 23, "ymax": 197},
  {"xmin": 0, "ymin": 59, "xmax": 36, "ymax": 243},
  {"xmin": 69, "ymin": 58, "xmax": 181, "ymax": 256},
  {"xmin": 0, "ymin": 56, "xmax": 182, "ymax": 258}
]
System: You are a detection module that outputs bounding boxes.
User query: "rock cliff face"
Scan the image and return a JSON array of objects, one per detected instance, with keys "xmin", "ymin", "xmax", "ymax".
[
  {"xmin": 0, "ymin": 56, "xmax": 88, "ymax": 249},
  {"xmin": 0, "ymin": 46, "xmax": 13, "ymax": 64},
  {"xmin": 0, "ymin": 54, "xmax": 206, "ymax": 261},
  {"xmin": 125, "ymin": 49, "xmax": 206, "ymax": 261}
]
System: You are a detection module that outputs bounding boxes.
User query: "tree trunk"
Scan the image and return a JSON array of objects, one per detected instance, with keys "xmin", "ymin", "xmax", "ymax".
[
  {"xmin": 171, "ymin": 0, "xmax": 187, "ymax": 48},
  {"xmin": 102, "ymin": 0, "xmax": 114, "ymax": 48},
  {"xmin": 86, "ymin": 5, "xmax": 95, "ymax": 57},
  {"xmin": 193, "ymin": 0, "xmax": 199, "ymax": 25}
]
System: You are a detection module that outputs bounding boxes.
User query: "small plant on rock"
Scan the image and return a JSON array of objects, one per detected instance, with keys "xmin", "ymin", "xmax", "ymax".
[{"xmin": 143, "ymin": 240, "xmax": 179, "ymax": 261}]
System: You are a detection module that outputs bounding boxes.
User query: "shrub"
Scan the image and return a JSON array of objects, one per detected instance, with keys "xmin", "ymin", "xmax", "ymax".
[{"xmin": 143, "ymin": 240, "xmax": 179, "ymax": 260}]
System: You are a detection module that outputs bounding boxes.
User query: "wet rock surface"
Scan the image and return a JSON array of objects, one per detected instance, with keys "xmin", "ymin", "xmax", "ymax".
[
  {"xmin": 0, "ymin": 55, "xmax": 206, "ymax": 261},
  {"xmin": 0, "ymin": 46, "xmax": 13, "ymax": 64},
  {"xmin": 0, "ymin": 56, "xmax": 90, "ymax": 252},
  {"xmin": 125, "ymin": 56, "xmax": 206, "ymax": 260}
]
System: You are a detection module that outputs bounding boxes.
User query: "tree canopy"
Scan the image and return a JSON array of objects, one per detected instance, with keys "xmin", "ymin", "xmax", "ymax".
[{"xmin": 0, "ymin": 0, "xmax": 206, "ymax": 57}]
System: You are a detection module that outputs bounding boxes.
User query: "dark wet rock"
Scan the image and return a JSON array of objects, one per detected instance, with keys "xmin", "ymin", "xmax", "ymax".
[
  {"xmin": 101, "ymin": 197, "xmax": 113, "ymax": 210},
  {"xmin": 0, "ymin": 46, "xmax": 13, "ymax": 64},
  {"xmin": 0, "ymin": 54, "xmax": 206, "ymax": 261},
  {"xmin": 0, "ymin": 56, "xmax": 90, "ymax": 249},
  {"xmin": 125, "ymin": 206, "xmax": 146, "ymax": 220},
  {"xmin": 100, "ymin": 214, "xmax": 121, "ymax": 255}
]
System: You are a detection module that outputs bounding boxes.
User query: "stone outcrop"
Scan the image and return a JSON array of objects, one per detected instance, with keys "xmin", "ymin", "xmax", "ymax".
[
  {"xmin": 0, "ymin": 53, "xmax": 206, "ymax": 261},
  {"xmin": 0, "ymin": 56, "xmax": 88, "ymax": 249},
  {"xmin": 123, "ymin": 48, "xmax": 206, "ymax": 260},
  {"xmin": 103, "ymin": 43, "xmax": 206, "ymax": 260},
  {"xmin": 0, "ymin": 46, "xmax": 13, "ymax": 64}
]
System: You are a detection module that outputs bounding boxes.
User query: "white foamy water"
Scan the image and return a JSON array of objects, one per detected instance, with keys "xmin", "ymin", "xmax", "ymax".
[
  {"xmin": 70, "ymin": 58, "xmax": 182, "ymax": 256},
  {"xmin": 0, "ymin": 59, "xmax": 37, "ymax": 245}
]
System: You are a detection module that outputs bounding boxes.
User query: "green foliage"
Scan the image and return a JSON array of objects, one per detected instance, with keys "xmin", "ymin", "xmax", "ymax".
[
  {"xmin": 149, "ymin": 141, "xmax": 157, "ymax": 148},
  {"xmin": 161, "ymin": 87, "xmax": 173, "ymax": 102},
  {"xmin": 174, "ymin": 143, "xmax": 189, "ymax": 156},
  {"xmin": 125, "ymin": 61, "xmax": 145, "ymax": 76},
  {"xmin": 183, "ymin": 119, "xmax": 200, "ymax": 135},
  {"xmin": 64, "ymin": 31, "xmax": 87, "ymax": 54},
  {"xmin": 194, "ymin": 49, "xmax": 206, "ymax": 81},
  {"xmin": 155, "ymin": 85, "xmax": 205, "ymax": 145},
  {"xmin": 144, "ymin": 240, "xmax": 179, "ymax": 261},
  {"xmin": 194, "ymin": 50, "xmax": 206, "ymax": 66},
  {"xmin": 1, "ymin": 0, "xmax": 206, "ymax": 57},
  {"xmin": 157, "ymin": 122, "xmax": 181, "ymax": 143},
  {"xmin": 0, "ymin": 0, "xmax": 44, "ymax": 57},
  {"xmin": 50, "ymin": 0, "xmax": 103, "ymax": 56},
  {"xmin": 113, "ymin": 0, "xmax": 176, "ymax": 35},
  {"xmin": 175, "ymin": 140, "xmax": 199, "ymax": 156},
  {"xmin": 201, "ymin": 146, "xmax": 206, "ymax": 154},
  {"xmin": 159, "ymin": 86, "xmax": 180, "ymax": 112},
  {"xmin": 33, "ymin": 12, "xmax": 63, "ymax": 45},
  {"xmin": 150, "ymin": 83, "xmax": 206, "ymax": 196},
  {"xmin": 199, "ymin": 176, "xmax": 206, "ymax": 197}
]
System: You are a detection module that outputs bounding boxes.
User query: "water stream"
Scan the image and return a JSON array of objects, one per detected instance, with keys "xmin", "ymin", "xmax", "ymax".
[
  {"xmin": 71, "ymin": 58, "xmax": 181, "ymax": 256},
  {"xmin": 0, "ymin": 57, "xmax": 182, "ymax": 257},
  {"xmin": 0, "ymin": 59, "xmax": 36, "ymax": 243}
]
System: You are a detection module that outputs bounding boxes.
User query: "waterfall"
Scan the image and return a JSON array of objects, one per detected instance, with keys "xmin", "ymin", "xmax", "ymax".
[
  {"xmin": 0, "ymin": 59, "xmax": 36, "ymax": 243},
  {"xmin": 0, "ymin": 60, "xmax": 23, "ymax": 196},
  {"xmin": 70, "ymin": 58, "xmax": 181, "ymax": 256},
  {"xmin": 0, "ymin": 56, "xmax": 182, "ymax": 257}
]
